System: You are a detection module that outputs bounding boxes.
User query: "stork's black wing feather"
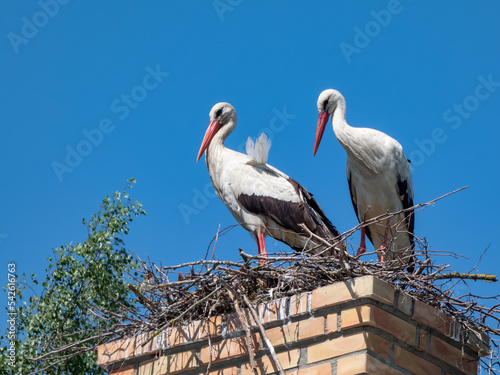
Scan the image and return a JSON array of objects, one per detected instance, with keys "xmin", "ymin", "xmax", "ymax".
[
  {"xmin": 238, "ymin": 176, "xmax": 340, "ymax": 244},
  {"xmin": 397, "ymin": 175, "xmax": 415, "ymax": 272}
]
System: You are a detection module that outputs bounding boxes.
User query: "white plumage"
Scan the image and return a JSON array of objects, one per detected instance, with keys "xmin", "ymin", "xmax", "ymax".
[
  {"xmin": 314, "ymin": 89, "xmax": 415, "ymax": 270},
  {"xmin": 197, "ymin": 102, "xmax": 344, "ymax": 260},
  {"xmin": 246, "ymin": 133, "xmax": 271, "ymax": 165}
]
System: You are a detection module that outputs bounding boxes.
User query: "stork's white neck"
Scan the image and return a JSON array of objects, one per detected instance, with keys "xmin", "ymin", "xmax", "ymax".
[
  {"xmin": 330, "ymin": 97, "xmax": 356, "ymax": 148},
  {"xmin": 205, "ymin": 119, "xmax": 236, "ymax": 191},
  {"xmin": 329, "ymin": 96, "xmax": 380, "ymax": 175}
]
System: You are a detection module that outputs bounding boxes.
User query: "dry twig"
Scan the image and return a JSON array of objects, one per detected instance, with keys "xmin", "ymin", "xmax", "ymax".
[
  {"xmin": 220, "ymin": 279, "xmax": 258, "ymax": 375},
  {"xmin": 435, "ymin": 272, "xmax": 498, "ymax": 282},
  {"xmin": 241, "ymin": 292, "xmax": 285, "ymax": 375},
  {"xmin": 28, "ymin": 187, "xmax": 500, "ymax": 374}
]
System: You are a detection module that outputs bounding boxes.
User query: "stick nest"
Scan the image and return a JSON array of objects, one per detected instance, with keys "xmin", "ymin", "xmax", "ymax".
[
  {"xmin": 123, "ymin": 188, "xmax": 499, "ymax": 352},
  {"xmin": 127, "ymin": 239, "xmax": 498, "ymax": 341}
]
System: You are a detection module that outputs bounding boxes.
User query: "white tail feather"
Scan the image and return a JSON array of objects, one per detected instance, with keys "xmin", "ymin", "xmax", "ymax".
[
  {"xmin": 246, "ymin": 137, "xmax": 256, "ymax": 160},
  {"xmin": 246, "ymin": 133, "xmax": 271, "ymax": 164}
]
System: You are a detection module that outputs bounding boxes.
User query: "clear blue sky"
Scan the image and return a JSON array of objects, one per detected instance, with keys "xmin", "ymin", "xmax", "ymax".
[{"xmin": 1, "ymin": 1, "xmax": 499, "ymax": 339}]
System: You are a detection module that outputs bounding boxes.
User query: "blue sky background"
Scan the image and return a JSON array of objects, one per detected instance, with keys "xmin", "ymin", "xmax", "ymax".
[{"xmin": 1, "ymin": 1, "xmax": 499, "ymax": 347}]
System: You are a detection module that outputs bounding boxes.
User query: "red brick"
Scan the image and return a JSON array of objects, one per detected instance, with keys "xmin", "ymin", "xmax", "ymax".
[
  {"xmin": 200, "ymin": 334, "xmax": 260, "ymax": 364},
  {"xmin": 289, "ymin": 362, "xmax": 331, "ymax": 375},
  {"xmin": 308, "ymin": 332, "xmax": 390, "ymax": 363},
  {"xmin": 162, "ymin": 326, "xmax": 187, "ymax": 348},
  {"xmin": 241, "ymin": 349, "xmax": 300, "ymax": 375},
  {"xmin": 199, "ymin": 315, "xmax": 224, "ymax": 339},
  {"xmin": 429, "ymin": 336, "xmax": 478, "ymax": 375},
  {"xmin": 203, "ymin": 367, "xmax": 239, "ymax": 375},
  {"xmin": 154, "ymin": 318, "xmax": 219, "ymax": 350},
  {"xmin": 137, "ymin": 359, "xmax": 154, "ymax": 375},
  {"xmin": 224, "ymin": 312, "xmax": 245, "ymax": 335},
  {"xmin": 412, "ymin": 299, "xmax": 461, "ymax": 340},
  {"xmin": 135, "ymin": 333, "xmax": 157, "ymax": 357},
  {"xmin": 266, "ymin": 317, "xmax": 324, "ymax": 347},
  {"xmin": 311, "ymin": 276, "xmax": 394, "ymax": 311},
  {"xmin": 153, "ymin": 350, "xmax": 198, "ymax": 374},
  {"xmin": 326, "ymin": 313, "xmax": 338, "ymax": 333},
  {"xmin": 166, "ymin": 321, "xmax": 204, "ymax": 347},
  {"xmin": 418, "ymin": 329, "xmax": 429, "ymax": 352},
  {"xmin": 258, "ymin": 298, "xmax": 288, "ymax": 324},
  {"xmin": 186, "ymin": 320, "xmax": 204, "ymax": 341},
  {"xmin": 341, "ymin": 305, "xmax": 416, "ymax": 346},
  {"xmin": 397, "ymin": 292, "xmax": 414, "ymax": 316},
  {"xmin": 98, "ymin": 337, "xmax": 136, "ymax": 366},
  {"xmin": 337, "ymin": 353, "xmax": 405, "ymax": 375},
  {"xmin": 289, "ymin": 293, "xmax": 309, "ymax": 317},
  {"xmin": 465, "ymin": 330, "xmax": 490, "ymax": 356},
  {"xmin": 393, "ymin": 345, "xmax": 441, "ymax": 375},
  {"xmin": 109, "ymin": 365, "xmax": 135, "ymax": 375},
  {"xmin": 161, "ymin": 315, "xmax": 235, "ymax": 349}
]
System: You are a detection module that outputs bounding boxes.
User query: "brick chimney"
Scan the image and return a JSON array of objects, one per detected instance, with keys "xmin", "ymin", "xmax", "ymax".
[{"xmin": 97, "ymin": 276, "xmax": 489, "ymax": 374}]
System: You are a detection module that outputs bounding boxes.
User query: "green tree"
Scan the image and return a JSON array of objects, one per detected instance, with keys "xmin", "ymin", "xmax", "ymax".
[{"xmin": 0, "ymin": 179, "xmax": 145, "ymax": 374}]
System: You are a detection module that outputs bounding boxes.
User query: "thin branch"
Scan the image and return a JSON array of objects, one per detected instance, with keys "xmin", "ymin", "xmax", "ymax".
[
  {"xmin": 127, "ymin": 283, "xmax": 160, "ymax": 313},
  {"xmin": 220, "ymin": 279, "xmax": 257, "ymax": 374},
  {"xmin": 435, "ymin": 272, "xmax": 498, "ymax": 282},
  {"xmin": 241, "ymin": 293, "xmax": 285, "ymax": 375}
]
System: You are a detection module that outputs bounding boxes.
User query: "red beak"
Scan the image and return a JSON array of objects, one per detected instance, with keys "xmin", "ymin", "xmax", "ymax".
[
  {"xmin": 313, "ymin": 111, "xmax": 330, "ymax": 156},
  {"xmin": 197, "ymin": 120, "xmax": 221, "ymax": 162}
]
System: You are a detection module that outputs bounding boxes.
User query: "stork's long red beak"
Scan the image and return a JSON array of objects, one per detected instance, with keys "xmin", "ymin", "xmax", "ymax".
[
  {"xmin": 197, "ymin": 120, "xmax": 221, "ymax": 162},
  {"xmin": 313, "ymin": 111, "xmax": 330, "ymax": 156}
]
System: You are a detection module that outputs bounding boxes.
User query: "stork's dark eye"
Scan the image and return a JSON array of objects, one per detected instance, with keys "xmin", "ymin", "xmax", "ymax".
[
  {"xmin": 323, "ymin": 99, "xmax": 329, "ymax": 109},
  {"xmin": 216, "ymin": 107, "xmax": 223, "ymax": 118}
]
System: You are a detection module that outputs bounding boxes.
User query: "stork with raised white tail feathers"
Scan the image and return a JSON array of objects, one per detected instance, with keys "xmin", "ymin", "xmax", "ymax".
[
  {"xmin": 314, "ymin": 89, "xmax": 415, "ymax": 271},
  {"xmin": 197, "ymin": 102, "xmax": 344, "ymax": 260}
]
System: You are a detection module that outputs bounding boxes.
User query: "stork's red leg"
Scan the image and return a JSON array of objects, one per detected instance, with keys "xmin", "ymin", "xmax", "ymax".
[
  {"xmin": 380, "ymin": 217, "xmax": 391, "ymax": 263},
  {"xmin": 257, "ymin": 232, "xmax": 267, "ymax": 263},
  {"xmin": 356, "ymin": 225, "xmax": 366, "ymax": 256}
]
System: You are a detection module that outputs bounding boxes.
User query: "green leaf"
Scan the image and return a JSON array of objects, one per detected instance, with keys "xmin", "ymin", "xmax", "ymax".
[{"xmin": 0, "ymin": 179, "xmax": 142, "ymax": 374}]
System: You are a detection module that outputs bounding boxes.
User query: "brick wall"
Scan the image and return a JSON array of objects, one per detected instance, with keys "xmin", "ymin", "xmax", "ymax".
[{"xmin": 97, "ymin": 276, "xmax": 489, "ymax": 375}]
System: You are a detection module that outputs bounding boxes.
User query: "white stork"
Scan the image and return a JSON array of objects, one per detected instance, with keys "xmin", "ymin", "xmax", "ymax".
[
  {"xmin": 197, "ymin": 102, "xmax": 344, "ymax": 260},
  {"xmin": 314, "ymin": 89, "xmax": 415, "ymax": 270}
]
